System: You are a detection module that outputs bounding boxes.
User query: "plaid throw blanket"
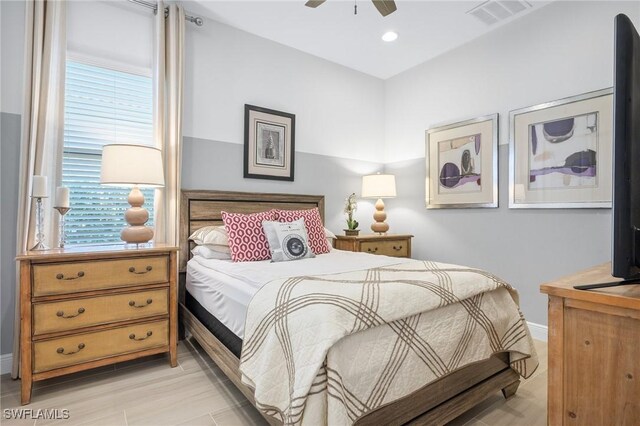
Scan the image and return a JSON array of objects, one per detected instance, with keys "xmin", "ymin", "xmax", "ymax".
[{"xmin": 240, "ymin": 260, "xmax": 538, "ymax": 425}]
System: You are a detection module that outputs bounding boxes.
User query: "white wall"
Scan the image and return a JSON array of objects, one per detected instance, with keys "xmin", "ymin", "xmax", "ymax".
[
  {"xmin": 180, "ymin": 12, "xmax": 387, "ymax": 249},
  {"xmin": 382, "ymin": 1, "xmax": 640, "ymax": 326},
  {"xmin": 183, "ymin": 19, "xmax": 386, "ymax": 162},
  {"xmin": 384, "ymin": 0, "xmax": 640, "ymax": 162},
  {"xmin": 1, "ymin": 0, "xmax": 25, "ymax": 115}
]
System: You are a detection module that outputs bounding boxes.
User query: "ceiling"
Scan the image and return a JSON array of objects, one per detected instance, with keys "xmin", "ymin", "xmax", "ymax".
[{"xmin": 186, "ymin": 0, "xmax": 551, "ymax": 79}]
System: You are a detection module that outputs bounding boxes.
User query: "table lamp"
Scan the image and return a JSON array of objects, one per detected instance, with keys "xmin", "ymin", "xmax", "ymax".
[
  {"xmin": 361, "ymin": 173, "xmax": 396, "ymax": 234},
  {"xmin": 100, "ymin": 144, "xmax": 164, "ymax": 244}
]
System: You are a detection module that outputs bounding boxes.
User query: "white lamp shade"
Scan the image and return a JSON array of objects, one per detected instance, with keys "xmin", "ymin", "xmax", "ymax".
[
  {"xmin": 101, "ymin": 144, "xmax": 165, "ymax": 187},
  {"xmin": 361, "ymin": 174, "xmax": 397, "ymax": 199}
]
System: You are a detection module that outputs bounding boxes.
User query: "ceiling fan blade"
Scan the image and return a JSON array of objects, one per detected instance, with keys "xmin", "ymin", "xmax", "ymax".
[
  {"xmin": 305, "ymin": 0, "xmax": 326, "ymax": 8},
  {"xmin": 372, "ymin": 0, "xmax": 397, "ymax": 17}
]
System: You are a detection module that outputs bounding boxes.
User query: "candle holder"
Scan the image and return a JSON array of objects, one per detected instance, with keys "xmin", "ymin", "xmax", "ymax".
[
  {"xmin": 54, "ymin": 206, "xmax": 71, "ymax": 248},
  {"xmin": 30, "ymin": 196, "xmax": 49, "ymax": 251}
]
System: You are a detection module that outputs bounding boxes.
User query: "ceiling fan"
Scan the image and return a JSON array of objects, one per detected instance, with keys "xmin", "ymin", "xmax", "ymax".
[{"xmin": 305, "ymin": 0, "xmax": 397, "ymax": 17}]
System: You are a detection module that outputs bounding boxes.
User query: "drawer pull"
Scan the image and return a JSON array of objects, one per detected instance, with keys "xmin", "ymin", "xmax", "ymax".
[
  {"xmin": 128, "ymin": 298, "xmax": 153, "ymax": 308},
  {"xmin": 55, "ymin": 271, "xmax": 85, "ymax": 280},
  {"xmin": 392, "ymin": 245, "xmax": 403, "ymax": 251},
  {"xmin": 129, "ymin": 331, "xmax": 153, "ymax": 341},
  {"xmin": 367, "ymin": 247, "xmax": 378, "ymax": 253},
  {"xmin": 56, "ymin": 307, "xmax": 85, "ymax": 318},
  {"xmin": 56, "ymin": 343, "xmax": 85, "ymax": 355},
  {"xmin": 129, "ymin": 266, "xmax": 153, "ymax": 274}
]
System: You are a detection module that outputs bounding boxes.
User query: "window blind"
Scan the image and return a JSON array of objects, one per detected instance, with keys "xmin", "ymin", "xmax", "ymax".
[{"xmin": 62, "ymin": 61, "xmax": 155, "ymax": 246}]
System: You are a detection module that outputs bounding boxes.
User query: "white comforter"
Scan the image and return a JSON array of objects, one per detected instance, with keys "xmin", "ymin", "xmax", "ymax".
[{"xmin": 239, "ymin": 259, "xmax": 538, "ymax": 425}]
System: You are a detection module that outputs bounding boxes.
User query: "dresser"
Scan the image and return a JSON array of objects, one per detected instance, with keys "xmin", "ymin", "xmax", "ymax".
[
  {"xmin": 540, "ymin": 263, "xmax": 640, "ymax": 425},
  {"xmin": 17, "ymin": 244, "xmax": 179, "ymax": 405},
  {"xmin": 334, "ymin": 234, "xmax": 413, "ymax": 258}
]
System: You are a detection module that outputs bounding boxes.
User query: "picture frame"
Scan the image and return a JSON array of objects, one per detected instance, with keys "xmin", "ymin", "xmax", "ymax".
[
  {"xmin": 426, "ymin": 113, "xmax": 499, "ymax": 209},
  {"xmin": 244, "ymin": 104, "xmax": 295, "ymax": 181},
  {"xmin": 509, "ymin": 88, "xmax": 613, "ymax": 209}
]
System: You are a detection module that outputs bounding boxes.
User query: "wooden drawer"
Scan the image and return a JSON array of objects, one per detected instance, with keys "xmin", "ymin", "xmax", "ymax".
[
  {"xmin": 33, "ymin": 320, "xmax": 169, "ymax": 373},
  {"xmin": 33, "ymin": 256, "xmax": 169, "ymax": 296},
  {"xmin": 33, "ymin": 288, "xmax": 169, "ymax": 335},
  {"xmin": 360, "ymin": 240, "xmax": 409, "ymax": 257}
]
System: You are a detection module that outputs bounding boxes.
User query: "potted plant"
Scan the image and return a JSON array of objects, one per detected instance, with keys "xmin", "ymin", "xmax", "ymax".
[{"xmin": 343, "ymin": 193, "xmax": 359, "ymax": 236}]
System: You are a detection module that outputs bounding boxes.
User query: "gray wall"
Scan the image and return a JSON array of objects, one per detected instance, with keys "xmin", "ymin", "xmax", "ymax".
[
  {"xmin": 182, "ymin": 136, "xmax": 383, "ymax": 232},
  {"xmin": 381, "ymin": 1, "xmax": 638, "ymax": 326},
  {"xmin": 0, "ymin": 134, "xmax": 385, "ymax": 357},
  {"xmin": 1, "ymin": 113, "xmax": 21, "ymax": 356},
  {"xmin": 384, "ymin": 146, "xmax": 611, "ymax": 326},
  {"xmin": 1, "ymin": 0, "xmax": 25, "ymax": 358}
]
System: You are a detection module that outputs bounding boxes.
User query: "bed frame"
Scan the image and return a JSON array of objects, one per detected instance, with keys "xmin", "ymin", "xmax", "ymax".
[{"xmin": 179, "ymin": 189, "xmax": 520, "ymax": 425}]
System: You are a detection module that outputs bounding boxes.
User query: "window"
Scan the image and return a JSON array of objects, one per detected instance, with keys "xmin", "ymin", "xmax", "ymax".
[{"xmin": 62, "ymin": 60, "xmax": 155, "ymax": 245}]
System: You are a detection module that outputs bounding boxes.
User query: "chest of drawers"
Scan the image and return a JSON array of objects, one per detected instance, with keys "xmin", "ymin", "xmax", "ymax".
[
  {"xmin": 17, "ymin": 245, "xmax": 178, "ymax": 405},
  {"xmin": 540, "ymin": 263, "xmax": 640, "ymax": 425},
  {"xmin": 334, "ymin": 234, "xmax": 413, "ymax": 258}
]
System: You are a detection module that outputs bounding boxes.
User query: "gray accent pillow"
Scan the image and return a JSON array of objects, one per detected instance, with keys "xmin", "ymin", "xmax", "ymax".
[{"xmin": 262, "ymin": 218, "xmax": 315, "ymax": 262}]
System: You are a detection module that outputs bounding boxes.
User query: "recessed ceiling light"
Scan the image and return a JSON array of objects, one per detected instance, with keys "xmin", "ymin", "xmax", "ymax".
[{"xmin": 382, "ymin": 31, "xmax": 398, "ymax": 42}]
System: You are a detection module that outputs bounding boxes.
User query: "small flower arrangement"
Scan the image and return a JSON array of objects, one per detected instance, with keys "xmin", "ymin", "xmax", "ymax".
[{"xmin": 344, "ymin": 193, "xmax": 359, "ymax": 233}]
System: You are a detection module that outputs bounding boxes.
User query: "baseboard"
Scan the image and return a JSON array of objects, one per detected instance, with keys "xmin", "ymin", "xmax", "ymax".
[
  {"xmin": 526, "ymin": 321, "xmax": 548, "ymax": 342},
  {"xmin": 1, "ymin": 353, "xmax": 13, "ymax": 375}
]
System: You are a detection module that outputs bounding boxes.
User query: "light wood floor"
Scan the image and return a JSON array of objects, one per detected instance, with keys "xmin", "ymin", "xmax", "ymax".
[{"xmin": 0, "ymin": 338, "xmax": 547, "ymax": 425}]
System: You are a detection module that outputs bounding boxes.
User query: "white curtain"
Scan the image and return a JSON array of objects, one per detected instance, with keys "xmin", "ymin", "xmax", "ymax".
[
  {"xmin": 153, "ymin": 2, "xmax": 184, "ymax": 246},
  {"xmin": 13, "ymin": 0, "xmax": 67, "ymax": 379}
]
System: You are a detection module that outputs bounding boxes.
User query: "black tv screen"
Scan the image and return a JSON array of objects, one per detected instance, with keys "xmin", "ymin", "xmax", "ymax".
[{"xmin": 612, "ymin": 14, "xmax": 640, "ymax": 280}]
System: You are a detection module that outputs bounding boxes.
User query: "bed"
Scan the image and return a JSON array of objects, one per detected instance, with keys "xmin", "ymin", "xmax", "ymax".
[{"xmin": 178, "ymin": 190, "xmax": 537, "ymax": 425}]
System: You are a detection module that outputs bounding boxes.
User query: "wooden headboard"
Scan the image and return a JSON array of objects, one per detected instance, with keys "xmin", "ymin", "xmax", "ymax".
[{"xmin": 179, "ymin": 190, "xmax": 325, "ymax": 271}]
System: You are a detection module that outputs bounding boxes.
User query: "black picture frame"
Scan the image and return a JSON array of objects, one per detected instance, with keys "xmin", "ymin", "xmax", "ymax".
[{"xmin": 244, "ymin": 104, "xmax": 296, "ymax": 181}]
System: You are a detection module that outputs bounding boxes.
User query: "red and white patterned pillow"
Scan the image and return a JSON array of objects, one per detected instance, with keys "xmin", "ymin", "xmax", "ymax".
[
  {"xmin": 221, "ymin": 210, "xmax": 276, "ymax": 262},
  {"xmin": 275, "ymin": 208, "xmax": 330, "ymax": 255}
]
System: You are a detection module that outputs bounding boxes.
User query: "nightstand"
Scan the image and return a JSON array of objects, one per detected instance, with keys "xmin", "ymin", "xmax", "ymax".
[
  {"xmin": 334, "ymin": 234, "xmax": 413, "ymax": 258},
  {"xmin": 17, "ymin": 244, "xmax": 178, "ymax": 405}
]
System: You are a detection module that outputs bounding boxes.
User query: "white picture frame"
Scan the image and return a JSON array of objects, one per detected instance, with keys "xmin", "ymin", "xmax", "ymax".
[
  {"xmin": 509, "ymin": 88, "xmax": 613, "ymax": 209},
  {"xmin": 426, "ymin": 114, "xmax": 499, "ymax": 209}
]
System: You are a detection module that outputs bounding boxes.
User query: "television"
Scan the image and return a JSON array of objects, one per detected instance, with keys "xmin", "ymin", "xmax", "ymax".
[{"xmin": 575, "ymin": 14, "xmax": 640, "ymax": 290}]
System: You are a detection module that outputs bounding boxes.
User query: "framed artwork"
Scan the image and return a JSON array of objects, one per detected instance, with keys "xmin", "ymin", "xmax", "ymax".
[
  {"xmin": 426, "ymin": 113, "xmax": 499, "ymax": 209},
  {"xmin": 244, "ymin": 104, "xmax": 295, "ymax": 181},
  {"xmin": 509, "ymin": 88, "xmax": 613, "ymax": 208}
]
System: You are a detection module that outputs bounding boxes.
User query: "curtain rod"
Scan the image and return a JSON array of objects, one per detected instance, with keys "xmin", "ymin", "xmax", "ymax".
[{"xmin": 128, "ymin": 0, "xmax": 204, "ymax": 26}]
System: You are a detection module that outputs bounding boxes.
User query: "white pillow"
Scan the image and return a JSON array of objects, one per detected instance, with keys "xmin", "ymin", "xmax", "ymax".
[
  {"xmin": 191, "ymin": 245, "xmax": 232, "ymax": 260},
  {"xmin": 262, "ymin": 219, "xmax": 315, "ymax": 262},
  {"xmin": 324, "ymin": 227, "xmax": 337, "ymax": 239},
  {"xmin": 324, "ymin": 227, "xmax": 336, "ymax": 251},
  {"xmin": 189, "ymin": 226, "xmax": 230, "ymax": 253}
]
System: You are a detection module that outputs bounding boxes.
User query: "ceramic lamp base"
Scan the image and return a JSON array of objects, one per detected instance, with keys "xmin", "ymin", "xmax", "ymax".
[
  {"xmin": 370, "ymin": 198, "xmax": 389, "ymax": 234},
  {"xmin": 121, "ymin": 186, "xmax": 154, "ymax": 245},
  {"xmin": 121, "ymin": 226, "xmax": 154, "ymax": 244}
]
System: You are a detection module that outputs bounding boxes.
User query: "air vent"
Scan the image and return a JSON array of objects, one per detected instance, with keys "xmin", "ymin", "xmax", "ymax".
[{"xmin": 467, "ymin": 1, "xmax": 532, "ymax": 26}]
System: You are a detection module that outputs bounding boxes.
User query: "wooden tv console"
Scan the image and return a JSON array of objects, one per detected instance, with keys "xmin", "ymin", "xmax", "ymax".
[{"xmin": 540, "ymin": 263, "xmax": 640, "ymax": 425}]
